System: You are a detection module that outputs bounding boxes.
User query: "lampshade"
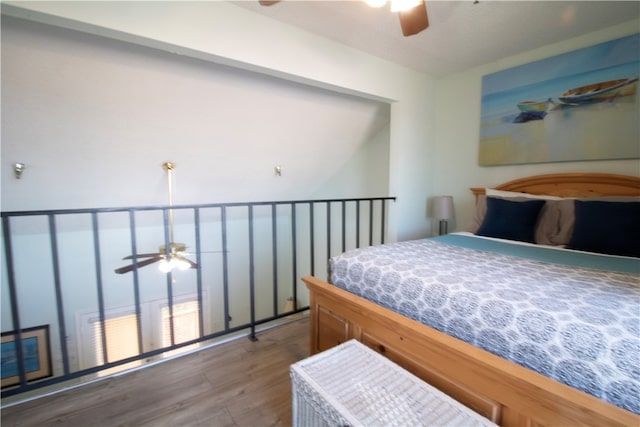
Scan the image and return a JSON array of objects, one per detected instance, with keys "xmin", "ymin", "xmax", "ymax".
[
  {"xmin": 158, "ymin": 255, "xmax": 191, "ymax": 273},
  {"xmin": 364, "ymin": 0, "xmax": 422, "ymax": 11},
  {"xmin": 433, "ymin": 196, "xmax": 455, "ymax": 221},
  {"xmin": 364, "ymin": 0, "xmax": 387, "ymax": 7},
  {"xmin": 390, "ymin": 0, "xmax": 422, "ymax": 12},
  {"xmin": 158, "ymin": 257, "xmax": 174, "ymax": 273}
]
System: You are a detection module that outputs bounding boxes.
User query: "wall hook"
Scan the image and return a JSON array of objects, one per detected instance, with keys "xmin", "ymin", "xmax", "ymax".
[{"xmin": 13, "ymin": 163, "xmax": 25, "ymax": 179}]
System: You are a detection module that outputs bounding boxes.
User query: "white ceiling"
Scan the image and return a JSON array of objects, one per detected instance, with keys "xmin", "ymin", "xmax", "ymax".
[{"xmin": 233, "ymin": 1, "xmax": 640, "ymax": 76}]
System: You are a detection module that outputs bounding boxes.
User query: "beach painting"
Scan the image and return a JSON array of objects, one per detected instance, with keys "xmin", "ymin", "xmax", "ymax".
[
  {"xmin": 479, "ymin": 34, "xmax": 640, "ymax": 166},
  {"xmin": 1, "ymin": 325, "xmax": 51, "ymax": 387}
]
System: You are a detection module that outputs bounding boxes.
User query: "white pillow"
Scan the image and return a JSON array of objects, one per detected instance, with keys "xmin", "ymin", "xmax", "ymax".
[{"xmin": 485, "ymin": 188, "xmax": 564, "ymax": 200}]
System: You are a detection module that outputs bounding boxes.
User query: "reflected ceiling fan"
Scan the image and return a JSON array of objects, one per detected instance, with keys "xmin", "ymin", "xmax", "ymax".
[
  {"xmin": 259, "ymin": 0, "xmax": 429, "ymax": 37},
  {"xmin": 115, "ymin": 162, "xmax": 198, "ymax": 275}
]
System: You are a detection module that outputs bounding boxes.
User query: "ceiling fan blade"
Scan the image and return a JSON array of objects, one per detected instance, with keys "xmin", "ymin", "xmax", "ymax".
[
  {"xmin": 122, "ymin": 252, "xmax": 162, "ymax": 260},
  {"xmin": 259, "ymin": 0, "xmax": 280, "ymax": 5},
  {"xmin": 175, "ymin": 254, "xmax": 198, "ymax": 270},
  {"xmin": 115, "ymin": 255, "xmax": 163, "ymax": 274},
  {"xmin": 398, "ymin": 0, "xmax": 429, "ymax": 37},
  {"xmin": 122, "ymin": 248, "xmax": 225, "ymax": 263}
]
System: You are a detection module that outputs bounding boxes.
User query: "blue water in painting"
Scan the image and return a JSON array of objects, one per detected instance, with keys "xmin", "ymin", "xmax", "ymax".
[
  {"xmin": 1, "ymin": 337, "xmax": 41, "ymax": 379},
  {"xmin": 480, "ymin": 61, "xmax": 639, "ymax": 136},
  {"xmin": 1, "ymin": 341, "xmax": 18, "ymax": 378}
]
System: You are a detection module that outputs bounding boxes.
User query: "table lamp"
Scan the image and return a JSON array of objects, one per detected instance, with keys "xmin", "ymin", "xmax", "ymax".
[{"xmin": 433, "ymin": 196, "xmax": 454, "ymax": 235}]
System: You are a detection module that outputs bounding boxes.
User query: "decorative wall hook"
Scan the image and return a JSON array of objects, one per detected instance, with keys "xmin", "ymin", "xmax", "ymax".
[{"xmin": 13, "ymin": 163, "xmax": 25, "ymax": 179}]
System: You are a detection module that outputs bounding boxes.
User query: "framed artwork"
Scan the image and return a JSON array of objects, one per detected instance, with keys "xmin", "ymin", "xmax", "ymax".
[
  {"xmin": 1, "ymin": 324, "xmax": 52, "ymax": 388},
  {"xmin": 479, "ymin": 34, "xmax": 640, "ymax": 166}
]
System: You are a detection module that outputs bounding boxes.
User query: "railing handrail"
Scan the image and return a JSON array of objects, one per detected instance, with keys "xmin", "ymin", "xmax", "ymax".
[
  {"xmin": 1, "ymin": 196, "xmax": 396, "ymax": 217},
  {"xmin": 1, "ymin": 195, "xmax": 395, "ymax": 399}
]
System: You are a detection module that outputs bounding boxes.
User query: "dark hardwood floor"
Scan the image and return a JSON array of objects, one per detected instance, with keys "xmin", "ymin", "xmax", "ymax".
[{"xmin": 1, "ymin": 316, "xmax": 310, "ymax": 427}]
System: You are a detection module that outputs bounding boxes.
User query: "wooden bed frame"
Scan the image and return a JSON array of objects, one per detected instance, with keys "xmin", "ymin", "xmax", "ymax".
[{"xmin": 303, "ymin": 173, "xmax": 640, "ymax": 427}]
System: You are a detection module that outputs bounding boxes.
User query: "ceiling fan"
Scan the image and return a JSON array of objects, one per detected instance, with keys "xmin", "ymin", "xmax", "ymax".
[
  {"xmin": 115, "ymin": 162, "xmax": 198, "ymax": 275},
  {"xmin": 258, "ymin": 0, "xmax": 429, "ymax": 37}
]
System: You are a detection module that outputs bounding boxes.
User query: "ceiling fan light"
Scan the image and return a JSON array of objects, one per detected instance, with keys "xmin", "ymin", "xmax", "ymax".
[
  {"xmin": 158, "ymin": 258, "xmax": 174, "ymax": 273},
  {"xmin": 364, "ymin": 0, "xmax": 387, "ymax": 8},
  {"xmin": 176, "ymin": 258, "xmax": 191, "ymax": 271},
  {"xmin": 390, "ymin": 0, "xmax": 421, "ymax": 12}
]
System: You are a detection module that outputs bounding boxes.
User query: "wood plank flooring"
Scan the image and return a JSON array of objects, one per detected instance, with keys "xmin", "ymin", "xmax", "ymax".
[{"xmin": 1, "ymin": 316, "xmax": 310, "ymax": 427}]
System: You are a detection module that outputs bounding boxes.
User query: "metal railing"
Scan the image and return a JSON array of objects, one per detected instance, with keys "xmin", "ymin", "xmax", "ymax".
[{"xmin": 1, "ymin": 196, "xmax": 394, "ymax": 398}]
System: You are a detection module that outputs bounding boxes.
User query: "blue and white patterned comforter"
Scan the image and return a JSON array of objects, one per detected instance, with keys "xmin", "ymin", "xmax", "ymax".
[{"xmin": 329, "ymin": 234, "xmax": 640, "ymax": 413}]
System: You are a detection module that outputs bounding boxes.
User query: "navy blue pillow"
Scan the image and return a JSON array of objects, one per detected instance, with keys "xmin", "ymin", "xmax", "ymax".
[
  {"xmin": 567, "ymin": 201, "xmax": 640, "ymax": 258},
  {"xmin": 476, "ymin": 197, "xmax": 545, "ymax": 243}
]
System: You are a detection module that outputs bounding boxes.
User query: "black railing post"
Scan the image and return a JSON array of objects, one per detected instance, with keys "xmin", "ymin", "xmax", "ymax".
[
  {"xmin": 326, "ymin": 201, "xmax": 331, "ymax": 260},
  {"xmin": 194, "ymin": 208, "xmax": 204, "ymax": 338},
  {"xmin": 221, "ymin": 206, "xmax": 230, "ymax": 330},
  {"xmin": 272, "ymin": 204, "xmax": 278, "ymax": 316},
  {"xmin": 291, "ymin": 203, "xmax": 298, "ymax": 310},
  {"xmin": 248, "ymin": 205, "xmax": 257, "ymax": 341},
  {"xmin": 92, "ymin": 213, "xmax": 109, "ymax": 364},
  {"xmin": 48, "ymin": 214, "xmax": 70, "ymax": 376},
  {"xmin": 356, "ymin": 201, "xmax": 361, "ymax": 249},
  {"xmin": 162, "ymin": 209, "xmax": 175, "ymax": 347},
  {"xmin": 2, "ymin": 216, "xmax": 26, "ymax": 386},
  {"xmin": 341, "ymin": 201, "xmax": 346, "ymax": 253},
  {"xmin": 128, "ymin": 209, "xmax": 144, "ymax": 356},
  {"xmin": 309, "ymin": 202, "xmax": 315, "ymax": 276},
  {"xmin": 369, "ymin": 200, "xmax": 374, "ymax": 246},
  {"xmin": 381, "ymin": 200, "xmax": 387, "ymax": 244}
]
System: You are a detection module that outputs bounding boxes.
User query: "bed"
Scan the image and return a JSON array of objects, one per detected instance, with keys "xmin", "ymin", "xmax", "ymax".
[{"xmin": 302, "ymin": 173, "xmax": 640, "ymax": 427}]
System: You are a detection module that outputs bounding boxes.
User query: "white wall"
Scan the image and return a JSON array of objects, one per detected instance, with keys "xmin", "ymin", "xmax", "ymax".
[
  {"xmin": 433, "ymin": 20, "xmax": 640, "ymax": 232},
  {"xmin": 311, "ymin": 122, "xmax": 390, "ymax": 199},
  {"xmin": 1, "ymin": 15, "xmax": 390, "ymax": 211},
  {"xmin": 1, "ymin": 1, "xmax": 436, "ymax": 241}
]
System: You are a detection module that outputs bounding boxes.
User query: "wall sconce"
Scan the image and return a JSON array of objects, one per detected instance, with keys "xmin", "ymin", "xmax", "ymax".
[
  {"xmin": 433, "ymin": 196, "xmax": 455, "ymax": 235},
  {"xmin": 13, "ymin": 163, "xmax": 26, "ymax": 179}
]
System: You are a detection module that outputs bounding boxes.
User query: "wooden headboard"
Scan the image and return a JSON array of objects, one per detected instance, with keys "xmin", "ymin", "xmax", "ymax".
[{"xmin": 470, "ymin": 173, "xmax": 640, "ymax": 199}]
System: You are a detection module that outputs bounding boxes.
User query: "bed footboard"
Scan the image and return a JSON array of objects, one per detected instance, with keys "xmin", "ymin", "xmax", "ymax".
[{"xmin": 303, "ymin": 276, "xmax": 638, "ymax": 427}]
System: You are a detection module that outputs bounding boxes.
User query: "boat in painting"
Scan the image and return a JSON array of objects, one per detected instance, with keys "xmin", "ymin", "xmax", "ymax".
[
  {"xmin": 558, "ymin": 76, "xmax": 638, "ymax": 104},
  {"xmin": 517, "ymin": 100, "xmax": 550, "ymax": 113},
  {"xmin": 513, "ymin": 99, "xmax": 551, "ymax": 122}
]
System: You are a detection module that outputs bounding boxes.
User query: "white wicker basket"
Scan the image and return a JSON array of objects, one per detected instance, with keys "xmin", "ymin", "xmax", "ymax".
[{"xmin": 290, "ymin": 340, "xmax": 497, "ymax": 427}]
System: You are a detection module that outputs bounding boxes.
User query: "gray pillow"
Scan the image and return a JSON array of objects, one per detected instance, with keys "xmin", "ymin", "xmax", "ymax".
[{"xmin": 469, "ymin": 196, "xmax": 571, "ymax": 245}]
